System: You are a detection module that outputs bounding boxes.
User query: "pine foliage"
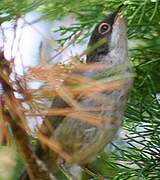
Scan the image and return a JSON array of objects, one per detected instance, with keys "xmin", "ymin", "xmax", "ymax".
[{"xmin": 0, "ymin": 0, "xmax": 160, "ymax": 179}]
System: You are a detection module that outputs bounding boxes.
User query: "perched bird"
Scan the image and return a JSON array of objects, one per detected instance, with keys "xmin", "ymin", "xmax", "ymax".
[{"xmin": 20, "ymin": 8, "xmax": 132, "ymax": 180}]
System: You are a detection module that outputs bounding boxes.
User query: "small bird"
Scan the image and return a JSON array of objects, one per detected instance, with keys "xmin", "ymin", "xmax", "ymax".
[{"xmin": 20, "ymin": 8, "xmax": 132, "ymax": 180}]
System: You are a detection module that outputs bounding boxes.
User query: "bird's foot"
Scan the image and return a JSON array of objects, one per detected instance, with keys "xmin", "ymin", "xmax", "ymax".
[{"xmin": 83, "ymin": 167, "xmax": 105, "ymax": 180}]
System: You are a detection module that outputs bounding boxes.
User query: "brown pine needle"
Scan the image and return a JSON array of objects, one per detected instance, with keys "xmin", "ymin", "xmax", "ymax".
[
  {"xmin": 5, "ymin": 95, "xmax": 31, "ymax": 134},
  {"xmin": 37, "ymin": 133, "xmax": 72, "ymax": 163},
  {"xmin": 26, "ymin": 107, "xmax": 109, "ymax": 116},
  {"xmin": 67, "ymin": 79, "xmax": 124, "ymax": 96},
  {"xmin": 56, "ymin": 86, "xmax": 81, "ymax": 109},
  {"xmin": 72, "ymin": 62, "xmax": 112, "ymax": 72},
  {"xmin": 67, "ymin": 112, "xmax": 103, "ymax": 127}
]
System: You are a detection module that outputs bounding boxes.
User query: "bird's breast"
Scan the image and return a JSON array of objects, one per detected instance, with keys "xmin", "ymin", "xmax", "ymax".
[{"xmin": 51, "ymin": 76, "xmax": 132, "ymax": 165}]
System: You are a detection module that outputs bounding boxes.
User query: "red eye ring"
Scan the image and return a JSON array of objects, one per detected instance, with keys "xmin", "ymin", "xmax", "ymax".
[{"xmin": 98, "ymin": 23, "xmax": 111, "ymax": 35}]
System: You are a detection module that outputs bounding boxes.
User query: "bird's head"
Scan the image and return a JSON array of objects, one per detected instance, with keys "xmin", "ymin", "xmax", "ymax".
[{"xmin": 86, "ymin": 9, "xmax": 128, "ymax": 65}]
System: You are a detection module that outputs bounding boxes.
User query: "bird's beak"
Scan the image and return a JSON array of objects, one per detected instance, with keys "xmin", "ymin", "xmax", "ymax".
[
  {"xmin": 109, "ymin": 15, "xmax": 128, "ymax": 63},
  {"xmin": 112, "ymin": 14, "xmax": 127, "ymax": 47},
  {"xmin": 113, "ymin": 15, "xmax": 126, "ymax": 29}
]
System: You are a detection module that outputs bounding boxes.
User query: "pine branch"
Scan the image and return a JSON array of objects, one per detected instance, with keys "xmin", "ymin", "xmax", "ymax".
[{"xmin": 0, "ymin": 52, "xmax": 56, "ymax": 180}]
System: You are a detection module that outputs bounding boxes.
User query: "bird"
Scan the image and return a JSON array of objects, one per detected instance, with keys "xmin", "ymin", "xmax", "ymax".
[{"xmin": 19, "ymin": 8, "xmax": 132, "ymax": 180}]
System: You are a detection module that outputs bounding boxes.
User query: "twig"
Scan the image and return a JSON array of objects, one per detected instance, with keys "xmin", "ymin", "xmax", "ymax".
[{"xmin": 0, "ymin": 51, "xmax": 57, "ymax": 180}]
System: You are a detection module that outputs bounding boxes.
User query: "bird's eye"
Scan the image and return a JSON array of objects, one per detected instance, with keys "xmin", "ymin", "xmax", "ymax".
[{"xmin": 98, "ymin": 23, "xmax": 111, "ymax": 35}]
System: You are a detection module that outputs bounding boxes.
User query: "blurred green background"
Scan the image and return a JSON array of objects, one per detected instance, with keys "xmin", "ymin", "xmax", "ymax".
[{"xmin": 0, "ymin": 0, "xmax": 160, "ymax": 179}]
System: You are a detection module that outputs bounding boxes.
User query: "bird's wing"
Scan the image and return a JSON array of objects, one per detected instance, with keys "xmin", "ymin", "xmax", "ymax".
[{"xmin": 38, "ymin": 96, "xmax": 69, "ymax": 138}]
